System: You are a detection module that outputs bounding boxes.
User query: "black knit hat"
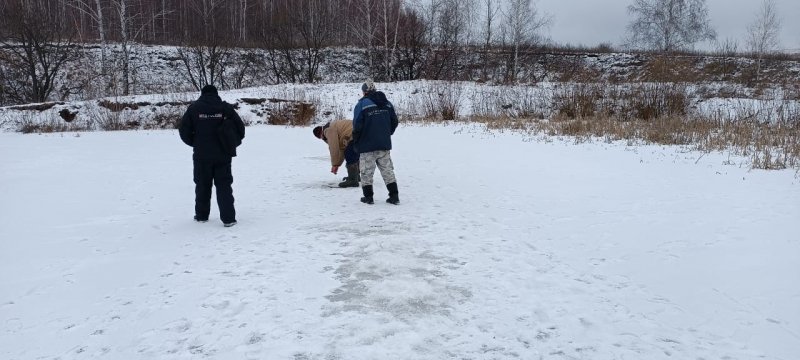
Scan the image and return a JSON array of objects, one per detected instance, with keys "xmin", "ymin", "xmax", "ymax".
[
  {"xmin": 201, "ymin": 85, "xmax": 218, "ymax": 95},
  {"xmin": 312, "ymin": 126, "xmax": 324, "ymax": 139}
]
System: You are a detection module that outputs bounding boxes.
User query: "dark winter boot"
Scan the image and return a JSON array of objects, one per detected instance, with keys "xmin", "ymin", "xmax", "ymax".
[
  {"xmin": 386, "ymin": 182, "xmax": 399, "ymax": 205},
  {"xmin": 338, "ymin": 163, "xmax": 360, "ymax": 188},
  {"xmin": 360, "ymin": 185, "xmax": 374, "ymax": 204}
]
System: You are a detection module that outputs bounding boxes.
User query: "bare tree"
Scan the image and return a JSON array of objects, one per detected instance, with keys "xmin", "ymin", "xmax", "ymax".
[
  {"xmin": 378, "ymin": 0, "xmax": 403, "ymax": 80},
  {"xmin": 179, "ymin": 0, "xmax": 235, "ymax": 89},
  {"xmin": 111, "ymin": 0, "xmax": 136, "ymax": 95},
  {"xmin": 109, "ymin": 0, "xmax": 169, "ymax": 95},
  {"xmin": 238, "ymin": 0, "xmax": 248, "ymax": 43},
  {"xmin": 425, "ymin": 0, "xmax": 474, "ymax": 80},
  {"xmin": 0, "ymin": 0, "xmax": 78, "ymax": 104},
  {"xmin": 256, "ymin": 0, "xmax": 307, "ymax": 83},
  {"xmin": 479, "ymin": 0, "xmax": 501, "ymax": 81},
  {"xmin": 394, "ymin": 4, "xmax": 428, "ymax": 80},
  {"xmin": 709, "ymin": 38, "xmax": 739, "ymax": 80},
  {"xmin": 501, "ymin": 0, "xmax": 550, "ymax": 83},
  {"xmin": 746, "ymin": 0, "xmax": 781, "ymax": 82},
  {"xmin": 297, "ymin": 0, "xmax": 339, "ymax": 82},
  {"xmin": 69, "ymin": 0, "xmax": 109, "ymax": 74},
  {"xmin": 346, "ymin": 0, "xmax": 379, "ymax": 76},
  {"xmin": 178, "ymin": 44, "xmax": 234, "ymax": 89},
  {"xmin": 186, "ymin": 0, "xmax": 229, "ymax": 43},
  {"xmin": 626, "ymin": 0, "xmax": 716, "ymax": 52},
  {"xmin": 713, "ymin": 38, "xmax": 739, "ymax": 56}
]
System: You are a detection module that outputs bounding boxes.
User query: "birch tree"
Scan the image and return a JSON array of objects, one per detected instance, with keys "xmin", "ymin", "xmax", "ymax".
[
  {"xmin": 502, "ymin": 0, "xmax": 550, "ymax": 83},
  {"xmin": 424, "ymin": 0, "xmax": 474, "ymax": 80},
  {"xmin": 746, "ymin": 0, "xmax": 781, "ymax": 82},
  {"xmin": 69, "ymin": 0, "xmax": 109, "ymax": 74},
  {"xmin": 378, "ymin": 0, "xmax": 403, "ymax": 80},
  {"xmin": 110, "ymin": 0, "xmax": 141, "ymax": 95},
  {"xmin": 626, "ymin": 0, "xmax": 716, "ymax": 52},
  {"xmin": 109, "ymin": 0, "xmax": 172, "ymax": 94},
  {"xmin": 346, "ymin": 0, "xmax": 378, "ymax": 76},
  {"xmin": 479, "ymin": 0, "xmax": 501, "ymax": 80}
]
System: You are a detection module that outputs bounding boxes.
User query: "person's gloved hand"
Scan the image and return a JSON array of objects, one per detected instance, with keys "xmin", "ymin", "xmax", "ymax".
[{"xmin": 331, "ymin": 166, "xmax": 339, "ymax": 175}]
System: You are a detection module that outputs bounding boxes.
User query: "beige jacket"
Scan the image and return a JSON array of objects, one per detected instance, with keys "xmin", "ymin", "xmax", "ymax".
[{"xmin": 324, "ymin": 119, "xmax": 353, "ymax": 167}]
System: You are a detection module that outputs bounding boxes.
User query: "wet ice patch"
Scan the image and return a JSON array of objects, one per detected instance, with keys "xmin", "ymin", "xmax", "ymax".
[{"xmin": 321, "ymin": 221, "xmax": 471, "ymax": 322}]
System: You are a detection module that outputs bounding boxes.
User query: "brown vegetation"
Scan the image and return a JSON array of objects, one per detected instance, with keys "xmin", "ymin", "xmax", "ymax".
[
  {"xmin": 411, "ymin": 82, "xmax": 800, "ymax": 170},
  {"xmin": 267, "ymin": 100, "xmax": 316, "ymax": 126}
]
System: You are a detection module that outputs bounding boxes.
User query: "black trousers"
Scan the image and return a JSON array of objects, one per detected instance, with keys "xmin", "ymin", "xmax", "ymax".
[{"xmin": 193, "ymin": 159, "xmax": 235, "ymax": 223}]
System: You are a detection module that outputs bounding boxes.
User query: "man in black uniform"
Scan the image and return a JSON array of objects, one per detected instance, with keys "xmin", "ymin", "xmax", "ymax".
[{"xmin": 179, "ymin": 85, "xmax": 245, "ymax": 227}]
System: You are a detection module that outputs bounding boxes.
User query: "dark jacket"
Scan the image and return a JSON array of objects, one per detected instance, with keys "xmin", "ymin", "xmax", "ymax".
[
  {"xmin": 179, "ymin": 94, "xmax": 245, "ymax": 161},
  {"xmin": 352, "ymin": 91, "xmax": 398, "ymax": 154}
]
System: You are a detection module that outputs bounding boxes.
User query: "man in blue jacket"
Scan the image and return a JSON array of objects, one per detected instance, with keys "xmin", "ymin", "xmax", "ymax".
[
  {"xmin": 179, "ymin": 85, "xmax": 245, "ymax": 226},
  {"xmin": 352, "ymin": 79, "xmax": 400, "ymax": 205}
]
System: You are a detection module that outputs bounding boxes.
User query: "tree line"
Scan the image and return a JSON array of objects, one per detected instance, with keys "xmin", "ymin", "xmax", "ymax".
[{"xmin": 0, "ymin": 0, "xmax": 789, "ymax": 106}]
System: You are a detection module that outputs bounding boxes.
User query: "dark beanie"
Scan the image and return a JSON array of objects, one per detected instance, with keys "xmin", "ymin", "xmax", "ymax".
[
  {"xmin": 361, "ymin": 79, "xmax": 376, "ymax": 93},
  {"xmin": 312, "ymin": 126, "xmax": 323, "ymax": 138},
  {"xmin": 201, "ymin": 85, "xmax": 218, "ymax": 95}
]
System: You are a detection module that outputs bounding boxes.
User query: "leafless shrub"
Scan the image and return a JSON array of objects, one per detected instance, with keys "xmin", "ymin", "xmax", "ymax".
[
  {"xmin": 83, "ymin": 102, "xmax": 137, "ymax": 131},
  {"xmin": 545, "ymin": 55, "xmax": 601, "ymax": 83},
  {"xmin": 784, "ymin": 84, "xmax": 800, "ymax": 101},
  {"xmin": 695, "ymin": 84, "xmax": 749, "ymax": 99},
  {"xmin": 624, "ymin": 83, "xmax": 690, "ymax": 121},
  {"xmin": 423, "ymin": 82, "xmax": 463, "ymax": 121},
  {"xmin": 552, "ymin": 83, "xmax": 608, "ymax": 119},
  {"xmin": 144, "ymin": 105, "xmax": 185, "ymax": 130},
  {"xmin": 399, "ymin": 89, "xmax": 437, "ymax": 123},
  {"xmin": 14, "ymin": 111, "xmax": 91, "ymax": 133},
  {"xmin": 467, "ymin": 81, "xmax": 798, "ymax": 170},
  {"xmin": 706, "ymin": 99, "xmax": 800, "ymax": 124},
  {"xmin": 491, "ymin": 86, "xmax": 550, "ymax": 119},
  {"xmin": 261, "ymin": 88, "xmax": 319, "ymax": 126},
  {"xmin": 98, "ymin": 99, "xmax": 143, "ymax": 112},
  {"xmin": 470, "ymin": 87, "xmax": 500, "ymax": 119},
  {"xmin": 268, "ymin": 100, "xmax": 315, "ymax": 126},
  {"xmin": 469, "ymin": 87, "xmax": 542, "ymax": 120}
]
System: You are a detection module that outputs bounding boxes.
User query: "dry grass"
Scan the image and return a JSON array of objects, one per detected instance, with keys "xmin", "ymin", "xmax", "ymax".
[
  {"xmin": 552, "ymin": 83, "xmax": 608, "ymax": 119},
  {"xmin": 144, "ymin": 106, "xmax": 185, "ymax": 130},
  {"xmin": 628, "ymin": 83, "xmax": 689, "ymax": 121},
  {"xmin": 471, "ymin": 86, "xmax": 549, "ymax": 120},
  {"xmin": 86, "ymin": 103, "xmax": 139, "ymax": 131},
  {"xmin": 454, "ymin": 82, "xmax": 800, "ymax": 170},
  {"xmin": 98, "ymin": 99, "xmax": 143, "ymax": 112},
  {"xmin": 482, "ymin": 114, "xmax": 799, "ymax": 170},
  {"xmin": 422, "ymin": 82, "xmax": 463, "ymax": 121},
  {"xmin": 14, "ymin": 111, "xmax": 92, "ymax": 133},
  {"xmin": 263, "ymin": 88, "xmax": 319, "ymax": 126},
  {"xmin": 643, "ymin": 56, "xmax": 699, "ymax": 82},
  {"xmin": 267, "ymin": 100, "xmax": 316, "ymax": 126}
]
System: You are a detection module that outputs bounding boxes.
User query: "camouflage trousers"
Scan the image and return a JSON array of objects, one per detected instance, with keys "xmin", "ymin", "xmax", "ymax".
[{"xmin": 359, "ymin": 150, "xmax": 396, "ymax": 187}]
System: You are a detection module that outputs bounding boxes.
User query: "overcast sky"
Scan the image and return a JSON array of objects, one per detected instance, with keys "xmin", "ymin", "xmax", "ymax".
[{"xmin": 536, "ymin": 0, "xmax": 800, "ymax": 51}]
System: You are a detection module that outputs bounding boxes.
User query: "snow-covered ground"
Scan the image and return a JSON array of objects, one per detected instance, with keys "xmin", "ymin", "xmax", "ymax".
[{"xmin": 1, "ymin": 123, "xmax": 798, "ymax": 360}]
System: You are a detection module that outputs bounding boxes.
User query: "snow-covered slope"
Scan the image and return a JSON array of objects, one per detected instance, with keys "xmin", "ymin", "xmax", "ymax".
[{"xmin": 1, "ymin": 124, "xmax": 798, "ymax": 359}]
